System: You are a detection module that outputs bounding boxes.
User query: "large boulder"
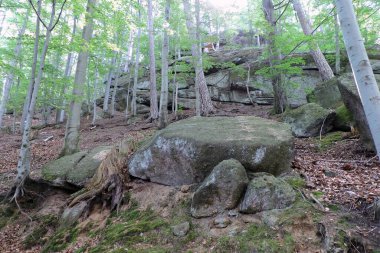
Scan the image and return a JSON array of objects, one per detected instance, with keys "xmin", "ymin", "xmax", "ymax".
[
  {"xmin": 282, "ymin": 103, "xmax": 336, "ymax": 137},
  {"xmin": 128, "ymin": 116, "xmax": 294, "ymax": 186},
  {"xmin": 42, "ymin": 146, "xmax": 112, "ymax": 188},
  {"xmin": 337, "ymin": 73, "xmax": 380, "ymax": 150},
  {"xmin": 312, "ymin": 78, "xmax": 342, "ymax": 109},
  {"xmin": 190, "ymin": 159, "xmax": 249, "ymax": 218},
  {"xmin": 239, "ymin": 174, "xmax": 296, "ymax": 214}
]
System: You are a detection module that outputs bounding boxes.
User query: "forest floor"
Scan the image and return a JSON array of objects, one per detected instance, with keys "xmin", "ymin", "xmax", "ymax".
[{"xmin": 0, "ymin": 103, "xmax": 379, "ymax": 252}]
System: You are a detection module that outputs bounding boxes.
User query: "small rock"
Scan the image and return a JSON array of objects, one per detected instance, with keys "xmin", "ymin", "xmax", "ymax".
[
  {"xmin": 323, "ymin": 169, "xmax": 337, "ymax": 177},
  {"xmin": 60, "ymin": 201, "xmax": 87, "ymax": 227},
  {"xmin": 228, "ymin": 227, "xmax": 239, "ymax": 237},
  {"xmin": 213, "ymin": 216, "xmax": 231, "ymax": 229},
  {"xmin": 241, "ymin": 215, "xmax": 262, "ymax": 224},
  {"xmin": 172, "ymin": 222, "xmax": 190, "ymax": 237},
  {"xmin": 180, "ymin": 185, "xmax": 191, "ymax": 193},
  {"xmin": 228, "ymin": 210, "xmax": 239, "ymax": 217}
]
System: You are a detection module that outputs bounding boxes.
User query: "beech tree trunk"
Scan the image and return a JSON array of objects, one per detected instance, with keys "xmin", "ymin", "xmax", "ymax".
[
  {"xmin": 158, "ymin": 0, "xmax": 170, "ymax": 129},
  {"xmin": 61, "ymin": 0, "xmax": 96, "ymax": 156},
  {"xmin": 292, "ymin": 0, "xmax": 334, "ymax": 81},
  {"xmin": 57, "ymin": 15, "xmax": 77, "ymax": 123},
  {"xmin": 13, "ymin": 0, "xmax": 60, "ymax": 199},
  {"xmin": 182, "ymin": 0, "xmax": 214, "ymax": 116},
  {"xmin": 147, "ymin": 0, "xmax": 159, "ymax": 120},
  {"xmin": 262, "ymin": 0, "xmax": 288, "ymax": 114},
  {"xmin": 334, "ymin": 9, "xmax": 341, "ymax": 74},
  {"xmin": 0, "ymin": 8, "xmax": 30, "ymax": 128},
  {"xmin": 103, "ymin": 54, "xmax": 117, "ymax": 114},
  {"xmin": 21, "ymin": 2, "xmax": 41, "ymax": 132},
  {"xmin": 132, "ymin": 3, "xmax": 142, "ymax": 116},
  {"xmin": 336, "ymin": 0, "xmax": 380, "ymax": 160}
]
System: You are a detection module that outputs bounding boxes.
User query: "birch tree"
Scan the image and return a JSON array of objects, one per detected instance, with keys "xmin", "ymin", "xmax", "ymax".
[
  {"xmin": 336, "ymin": 0, "xmax": 380, "ymax": 160},
  {"xmin": 12, "ymin": 0, "xmax": 66, "ymax": 200},
  {"xmin": 158, "ymin": 0, "xmax": 170, "ymax": 129},
  {"xmin": 147, "ymin": 0, "xmax": 159, "ymax": 120},
  {"xmin": 131, "ymin": 2, "xmax": 142, "ymax": 117},
  {"xmin": 61, "ymin": 0, "xmax": 96, "ymax": 156},
  {"xmin": 291, "ymin": 0, "xmax": 334, "ymax": 81},
  {"xmin": 182, "ymin": 0, "xmax": 214, "ymax": 116}
]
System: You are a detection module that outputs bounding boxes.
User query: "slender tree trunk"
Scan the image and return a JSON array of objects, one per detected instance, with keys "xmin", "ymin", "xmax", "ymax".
[
  {"xmin": 57, "ymin": 15, "xmax": 77, "ymax": 123},
  {"xmin": 336, "ymin": 0, "xmax": 380, "ymax": 160},
  {"xmin": 111, "ymin": 58, "xmax": 121, "ymax": 116},
  {"xmin": 103, "ymin": 54, "xmax": 117, "ymax": 114},
  {"xmin": 13, "ymin": 0, "xmax": 59, "ymax": 199},
  {"xmin": 147, "ymin": 0, "xmax": 159, "ymax": 120},
  {"xmin": 123, "ymin": 31, "xmax": 134, "ymax": 73},
  {"xmin": 159, "ymin": 0, "xmax": 170, "ymax": 129},
  {"xmin": 21, "ymin": 2, "xmax": 42, "ymax": 132},
  {"xmin": 291, "ymin": 0, "xmax": 334, "ymax": 81},
  {"xmin": 61, "ymin": 0, "xmax": 96, "ymax": 156},
  {"xmin": 132, "ymin": 5, "xmax": 141, "ymax": 117},
  {"xmin": 0, "ymin": 9, "xmax": 30, "ymax": 128},
  {"xmin": 92, "ymin": 66, "xmax": 99, "ymax": 125},
  {"xmin": 263, "ymin": 0, "xmax": 288, "ymax": 114},
  {"xmin": 334, "ymin": 9, "xmax": 341, "ymax": 74},
  {"xmin": 182, "ymin": 0, "xmax": 214, "ymax": 116}
]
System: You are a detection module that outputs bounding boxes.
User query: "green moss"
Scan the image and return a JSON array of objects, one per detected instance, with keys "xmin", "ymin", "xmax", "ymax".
[
  {"xmin": 42, "ymin": 226, "xmax": 79, "ymax": 253},
  {"xmin": 285, "ymin": 177, "xmax": 306, "ymax": 189},
  {"xmin": 335, "ymin": 105, "xmax": 353, "ymax": 123},
  {"xmin": 312, "ymin": 191, "xmax": 324, "ymax": 199},
  {"xmin": 0, "ymin": 205, "xmax": 18, "ymax": 230},
  {"xmin": 316, "ymin": 131, "xmax": 344, "ymax": 151},
  {"xmin": 214, "ymin": 224, "xmax": 295, "ymax": 253},
  {"xmin": 88, "ymin": 204, "xmax": 167, "ymax": 253}
]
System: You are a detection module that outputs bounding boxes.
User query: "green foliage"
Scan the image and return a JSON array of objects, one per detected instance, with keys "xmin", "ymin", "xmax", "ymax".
[
  {"xmin": 42, "ymin": 226, "xmax": 79, "ymax": 253},
  {"xmin": 255, "ymin": 57, "xmax": 305, "ymax": 78},
  {"xmin": 23, "ymin": 215, "xmax": 59, "ymax": 249}
]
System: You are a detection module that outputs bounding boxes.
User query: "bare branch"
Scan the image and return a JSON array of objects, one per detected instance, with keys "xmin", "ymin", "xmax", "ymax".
[
  {"xmin": 50, "ymin": 0, "xmax": 67, "ymax": 31},
  {"xmin": 28, "ymin": 0, "xmax": 48, "ymax": 29}
]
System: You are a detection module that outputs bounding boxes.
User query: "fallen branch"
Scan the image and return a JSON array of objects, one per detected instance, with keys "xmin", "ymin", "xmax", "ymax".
[{"xmin": 44, "ymin": 136, "xmax": 53, "ymax": 142}]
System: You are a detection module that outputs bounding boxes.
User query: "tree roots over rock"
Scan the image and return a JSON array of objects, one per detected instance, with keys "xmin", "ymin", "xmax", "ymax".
[{"xmin": 67, "ymin": 140, "xmax": 135, "ymax": 215}]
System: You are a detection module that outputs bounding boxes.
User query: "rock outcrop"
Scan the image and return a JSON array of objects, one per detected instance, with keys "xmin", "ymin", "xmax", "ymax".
[
  {"xmin": 337, "ymin": 73, "xmax": 380, "ymax": 150},
  {"xmin": 239, "ymin": 174, "xmax": 296, "ymax": 214},
  {"xmin": 42, "ymin": 146, "xmax": 112, "ymax": 188},
  {"xmin": 190, "ymin": 159, "xmax": 249, "ymax": 218},
  {"xmin": 128, "ymin": 116, "xmax": 294, "ymax": 186},
  {"xmin": 282, "ymin": 103, "xmax": 336, "ymax": 137}
]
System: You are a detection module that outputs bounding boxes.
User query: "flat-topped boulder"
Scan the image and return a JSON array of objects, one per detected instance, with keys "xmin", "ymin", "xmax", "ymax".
[{"xmin": 128, "ymin": 116, "xmax": 294, "ymax": 186}]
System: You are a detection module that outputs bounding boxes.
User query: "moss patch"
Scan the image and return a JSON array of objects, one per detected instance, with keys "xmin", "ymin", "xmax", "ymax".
[
  {"xmin": 23, "ymin": 215, "xmax": 59, "ymax": 249},
  {"xmin": 316, "ymin": 131, "xmax": 344, "ymax": 151},
  {"xmin": 42, "ymin": 225, "xmax": 79, "ymax": 253},
  {"xmin": 0, "ymin": 205, "xmax": 18, "ymax": 230}
]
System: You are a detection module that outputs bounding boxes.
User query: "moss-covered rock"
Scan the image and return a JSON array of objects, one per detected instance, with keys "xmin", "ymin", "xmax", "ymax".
[
  {"xmin": 42, "ymin": 146, "xmax": 112, "ymax": 187},
  {"xmin": 337, "ymin": 73, "xmax": 380, "ymax": 151},
  {"xmin": 282, "ymin": 103, "xmax": 336, "ymax": 137},
  {"xmin": 239, "ymin": 175, "xmax": 296, "ymax": 214},
  {"xmin": 128, "ymin": 116, "xmax": 294, "ymax": 186},
  {"xmin": 333, "ymin": 104, "xmax": 353, "ymax": 131},
  {"xmin": 313, "ymin": 78, "xmax": 342, "ymax": 109},
  {"xmin": 190, "ymin": 159, "xmax": 249, "ymax": 218}
]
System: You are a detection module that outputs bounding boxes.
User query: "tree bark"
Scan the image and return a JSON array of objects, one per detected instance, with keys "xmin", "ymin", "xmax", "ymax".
[
  {"xmin": 336, "ymin": 0, "xmax": 380, "ymax": 160},
  {"xmin": 56, "ymin": 15, "xmax": 77, "ymax": 124},
  {"xmin": 103, "ymin": 54, "xmax": 117, "ymax": 114},
  {"xmin": 131, "ymin": 4, "xmax": 142, "ymax": 117},
  {"xmin": 262, "ymin": 0, "xmax": 288, "ymax": 114},
  {"xmin": 292, "ymin": 0, "xmax": 334, "ymax": 81},
  {"xmin": 182, "ymin": 0, "xmax": 214, "ymax": 116},
  {"xmin": 61, "ymin": 0, "xmax": 96, "ymax": 156},
  {"xmin": 158, "ymin": 0, "xmax": 170, "ymax": 129},
  {"xmin": 334, "ymin": 9, "xmax": 341, "ymax": 74},
  {"xmin": 147, "ymin": 0, "xmax": 159, "ymax": 120},
  {"xmin": 13, "ymin": 0, "xmax": 60, "ymax": 199},
  {"xmin": 0, "ymin": 8, "xmax": 30, "ymax": 128}
]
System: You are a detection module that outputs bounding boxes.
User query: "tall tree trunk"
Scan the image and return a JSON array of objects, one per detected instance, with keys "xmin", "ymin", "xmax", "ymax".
[
  {"xmin": 291, "ymin": 0, "xmax": 334, "ymax": 81},
  {"xmin": 334, "ymin": 9, "xmax": 341, "ymax": 74},
  {"xmin": 21, "ymin": 2, "xmax": 42, "ymax": 132},
  {"xmin": 123, "ymin": 31, "xmax": 134, "ymax": 73},
  {"xmin": 147, "ymin": 0, "xmax": 158, "ymax": 120},
  {"xmin": 336, "ymin": 0, "xmax": 380, "ymax": 160},
  {"xmin": 131, "ymin": 4, "xmax": 142, "ymax": 117},
  {"xmin": 182, "ymin": 0, "xmax": 214, "ymax": 116},
  {"xmin": 61, "ymin": 0, "xmax": 96, "ymax": 156},
  {"xmin": 111, "ymin": 58, "xmax": 121, "ymax": 116},
  {"xmin": 0, "ymin": 8, "xmax": 30, "ymax": 128},
  {"xmin": 13, "ymin": 0, "xmax": 60, "ymax": 199},
  {"xmin": 103, "ymin": 54, "xmax": 117, "ymax": 114},
  {"xmin": 263, "ymin": 0, "xmax": 288, "ymax": 114},
  {"xmin": 158, "ymin": 0, "xmax": 170, "ymax": 129},
  {"xmin": 57, "ymin": 15, "xmax": 78, "ymax": 124},
  {"xmin": 92, "ymin": 66, "xmax": 99, "ymax": 125}
]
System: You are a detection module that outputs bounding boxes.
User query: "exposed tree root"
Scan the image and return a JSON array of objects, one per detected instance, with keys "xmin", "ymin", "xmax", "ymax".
[{"xmin": 67, "ymin": 139, "xmax": 136, "ymax": 212}]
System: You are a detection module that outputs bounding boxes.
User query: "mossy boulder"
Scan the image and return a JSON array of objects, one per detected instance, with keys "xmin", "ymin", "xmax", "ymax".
[
  {"xmin": 333, "ymin": 104, "xmax": 353, "ymax": 131},
  {"xmin": 337, "ymin": 73, "xmax": 380, "ymax": 151},
  {"xmin": 190, "ymin": 159, "xmax": 249, "ymax": 218},
  {"xmin": 128, "ymin": 116, "xmax": 294, "ymax": 186},
  {"xmin": 282, "ymin": 103, "xmax": 336, "ymax": 137},
  {"xmin": 42, "ymin": 146, "xmax": 112, "ymax": 188},
  {"xmin": 239, "ymin": 175, "xmax": 296, "ymax": 214},
  {"xmin": 312, "ymin": 78, "xmax": 342, "ymax": 109}
]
